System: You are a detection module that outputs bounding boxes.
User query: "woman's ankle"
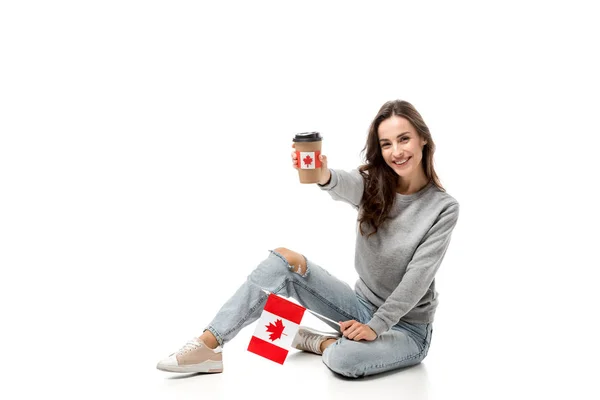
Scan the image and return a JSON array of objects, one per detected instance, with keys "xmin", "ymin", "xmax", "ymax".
[
  {"xmin": 320, "ymin": 338, "xmax": 337, "ymax": 353},
  {"xmin": 199, "ymin": 330, "xmax": 220, "ymax": 349}
]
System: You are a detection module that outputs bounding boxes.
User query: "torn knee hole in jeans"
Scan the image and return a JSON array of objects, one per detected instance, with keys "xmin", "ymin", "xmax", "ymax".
[{"xmin": 288, "ymin": 255, "xmax": 310, "ymax": 278}]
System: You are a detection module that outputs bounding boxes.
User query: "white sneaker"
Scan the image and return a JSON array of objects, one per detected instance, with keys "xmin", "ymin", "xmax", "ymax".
[
  {"xmin": 156, "ymin": 338, "xmax": 223, "ymax": 373},
  {"xmin": 291, "ymin": 326, "xmax": 340, "ymax": 355}
]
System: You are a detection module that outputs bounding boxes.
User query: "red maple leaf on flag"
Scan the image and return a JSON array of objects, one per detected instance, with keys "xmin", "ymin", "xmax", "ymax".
[
  {"xmin": 265, "ymin": 319, "xmax": 287, "ymax": 341},
  {"xmin": 302, "ymin": 154, "xmax": 313, "ymax": 167}
]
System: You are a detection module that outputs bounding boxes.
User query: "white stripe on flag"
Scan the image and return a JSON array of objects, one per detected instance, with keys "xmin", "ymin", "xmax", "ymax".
[{"xmin": 252, "ymin": 310, "xmax": 300, "ymax": 350}]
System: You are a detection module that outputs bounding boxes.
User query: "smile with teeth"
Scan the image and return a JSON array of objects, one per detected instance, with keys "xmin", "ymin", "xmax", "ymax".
[{"xmin": 393, "ymin": 158, "xmax": 410, "ymax": 165}]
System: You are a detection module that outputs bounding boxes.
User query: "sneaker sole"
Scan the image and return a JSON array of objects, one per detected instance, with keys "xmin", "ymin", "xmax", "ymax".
[{"xmin": 157, "ymin": 360, "xmax": 223, "ymax": 373}]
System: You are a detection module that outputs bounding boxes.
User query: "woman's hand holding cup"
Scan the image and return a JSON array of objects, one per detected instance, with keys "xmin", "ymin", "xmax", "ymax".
[
  {"xmin": 291, "ymin": 141, "xmax": 330, "ymax": 185},
  {"xmin": 291, "ymin": 132, "xmax": 324, "ymax": 184}
]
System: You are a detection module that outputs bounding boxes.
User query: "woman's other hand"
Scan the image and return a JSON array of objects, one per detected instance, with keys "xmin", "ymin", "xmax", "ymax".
[{"xmin": 339, "ymin": 320, "xmax": 377, "ymax": 341}]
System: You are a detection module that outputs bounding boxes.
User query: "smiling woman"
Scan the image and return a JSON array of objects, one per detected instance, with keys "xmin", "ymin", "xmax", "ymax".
[
  {"xmin": 379, "ymin": 122, "xmax": 427, "ymax": 177},
  {"xmin": 157, "ymin": 99, "xmax": 459, "ymax": 378},
  {"xmin": 359, "ymin": 100, "xmax": 444, "ymax": 238}
]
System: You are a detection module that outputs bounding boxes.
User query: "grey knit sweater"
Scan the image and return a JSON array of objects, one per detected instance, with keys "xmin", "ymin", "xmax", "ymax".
[{"xmin": 319, "ymin": 169, "xmax": 459, "ymax": 335}]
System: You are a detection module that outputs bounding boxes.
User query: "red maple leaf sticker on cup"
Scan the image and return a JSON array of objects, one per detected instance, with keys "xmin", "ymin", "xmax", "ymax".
[
  {"xmin": 302, "ymin": 154, "xmax": 313, "ymax": 167},
  {"xmin": 265, "ymin": 319, "xmax": 287, "ymax": 341}
]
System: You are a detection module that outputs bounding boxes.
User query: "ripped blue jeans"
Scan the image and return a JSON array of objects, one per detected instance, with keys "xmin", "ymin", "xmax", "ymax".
[{"xmin": 205, "ymin": 250, "xmax": 432, "ymax": 378}]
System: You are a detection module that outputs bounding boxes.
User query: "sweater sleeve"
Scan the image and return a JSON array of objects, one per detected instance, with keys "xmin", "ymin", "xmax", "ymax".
[
  {"xmin": 367, "ymin": 202, "xmax": 460, "ymax": 336},
  {"xmin": 317, "ymin": 169, "xmax": 364, "ymax": 209}
]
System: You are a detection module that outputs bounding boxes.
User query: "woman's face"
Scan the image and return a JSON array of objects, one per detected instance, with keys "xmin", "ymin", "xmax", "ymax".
[{"xmin": 377, "ymin": 115, "xmax": 427, "ymax": 179}]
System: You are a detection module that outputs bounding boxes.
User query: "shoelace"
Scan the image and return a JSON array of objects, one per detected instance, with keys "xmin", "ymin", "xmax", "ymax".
[{"xmin": 176, "ymin": 339, "xmax": 201, "ymax": 355}]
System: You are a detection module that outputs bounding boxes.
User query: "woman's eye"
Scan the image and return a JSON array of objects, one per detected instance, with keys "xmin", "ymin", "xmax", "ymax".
[
  {"xmin": 381, "ymin": 143, "xmax": 390, "ymax": 148},
  {"xmin": 400, "ymin": 137, "xmax": 409, "ymax": 142}
]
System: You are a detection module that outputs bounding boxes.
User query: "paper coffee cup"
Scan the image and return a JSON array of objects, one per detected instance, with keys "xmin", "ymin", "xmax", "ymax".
[{"xmin": 293, "ymin": 132, "xmax": 323, "ymax": 184}]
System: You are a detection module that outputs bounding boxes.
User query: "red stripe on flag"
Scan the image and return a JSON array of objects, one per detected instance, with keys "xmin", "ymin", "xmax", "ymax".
[
  {"xmin": 248, "ymin": 336, "xmax": 289, "ymax": 365},
  {"xmin": 264, "ymin": 293, "xmax": 305, "ymax": 324}
]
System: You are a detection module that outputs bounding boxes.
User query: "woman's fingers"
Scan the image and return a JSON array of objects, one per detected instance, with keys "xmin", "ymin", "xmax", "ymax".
[
  {"xmin": 340, "ymin": 320, "xmax": 355, "ymax": 331},
  {"xmin": 348, "ymin": 328, "xmax": 361, "ymax": 340},
  {"xmin": 340, "ymin": 320, "xmax": 374, "ymax": 341},
  {"xmin": 341, "ymin": 320, "xmax": 359, "ymax": 338},
  {"xmin": 319, "ymin": 154, "xmax": 327, "ymax": 168}
]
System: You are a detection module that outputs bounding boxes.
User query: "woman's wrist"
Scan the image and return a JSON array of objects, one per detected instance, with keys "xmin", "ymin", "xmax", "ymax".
[{"xmin": 317, "ymin": 169, "xmax": 332, "ymax": 186}]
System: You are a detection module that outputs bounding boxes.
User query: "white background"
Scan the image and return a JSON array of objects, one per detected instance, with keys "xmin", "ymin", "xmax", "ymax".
[{"xmin": 1, "ymin": 1, "xmax": 599, "ymax": 399}]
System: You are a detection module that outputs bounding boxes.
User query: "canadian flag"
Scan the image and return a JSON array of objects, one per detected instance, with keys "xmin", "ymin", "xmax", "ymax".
[
  {"xmin": 296, "ymin": 151, "xmax": 322, "ymax": 170},
  {"xmin": 247, "ymin": 293, "xmax": 306, "ymax": 364}
]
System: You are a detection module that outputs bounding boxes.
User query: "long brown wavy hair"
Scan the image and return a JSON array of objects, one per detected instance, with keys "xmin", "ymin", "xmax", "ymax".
[{"xmin": 358, "ymin": 100, "xmax": 444, "ymax": 237}]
